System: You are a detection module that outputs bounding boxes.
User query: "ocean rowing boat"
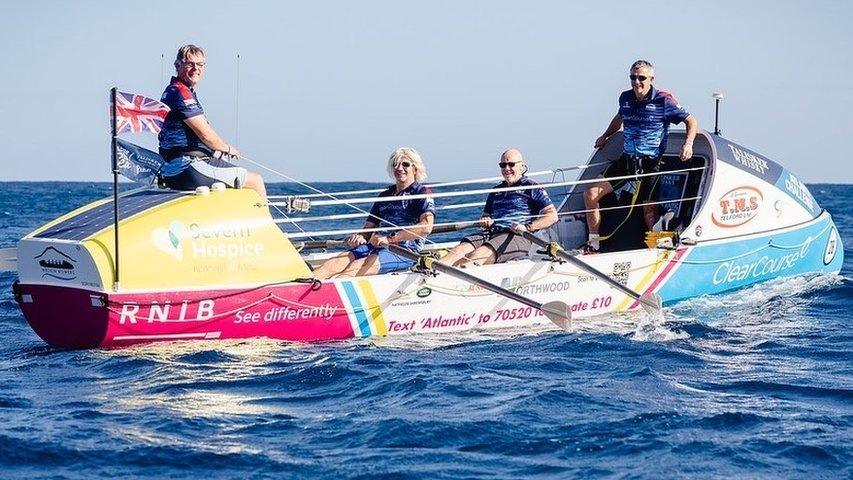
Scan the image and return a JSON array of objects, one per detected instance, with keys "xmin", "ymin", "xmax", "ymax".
[{"xmin": 8, "ymin": 128, "xmax": 843, "ymax": 349}]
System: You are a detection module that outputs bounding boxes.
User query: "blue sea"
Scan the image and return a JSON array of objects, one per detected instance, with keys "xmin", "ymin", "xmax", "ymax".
[{"xmin": 0, "ymin": 182, "xmax": 850, "ymax": 479}]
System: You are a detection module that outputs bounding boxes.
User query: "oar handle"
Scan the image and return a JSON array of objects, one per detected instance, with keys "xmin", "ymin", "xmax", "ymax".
[
  {"xmin": 388, "ymin": 245, "xmax": 540, "ymax": 310},
  {"xmin": 520, "ymin": 231, "xmax": 662, "ymax": 313}
]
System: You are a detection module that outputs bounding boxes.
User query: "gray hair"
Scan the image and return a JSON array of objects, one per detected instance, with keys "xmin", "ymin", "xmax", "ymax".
[
  {"xmin": 630, "ymin": 59, "xmax": 654, "ymax": 74},
  {"xmin": 386, "ymin": 147, "xmax": 427, "ymax": 183},
  {"xmin": 174, "ymin": 44, "xmax": 205, "ymax": 70}
]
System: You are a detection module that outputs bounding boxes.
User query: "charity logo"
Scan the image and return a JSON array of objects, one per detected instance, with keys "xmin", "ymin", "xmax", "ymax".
[
  {"xmin": 152, "ymin": 221, "xmax": 186, "ymax": 261},
  {"xmin": 35, "ymin": 246, "xmax": 77, "ymax": 281}
]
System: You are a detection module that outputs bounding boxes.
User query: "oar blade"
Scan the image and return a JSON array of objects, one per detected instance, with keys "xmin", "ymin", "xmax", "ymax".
[
  {"xmin": 541, "ymin": 300, "xmax": 572, "ymax": 331},
  {"xmin": 0, "ymin": 247, "xmax": 16, "ymax": 272},
  {"xmin": 639, "ymin": 292, "xmax": 662, "ymax": 315}
]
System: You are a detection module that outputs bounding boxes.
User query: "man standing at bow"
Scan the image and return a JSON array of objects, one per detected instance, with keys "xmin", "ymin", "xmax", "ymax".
[
  {"xmin": 158, "ymin": 44, "xmax": 266, "ymax": 198},
  {"xmin": 583, "ymin": 60, "xmax": 697, "ymax": 252}
]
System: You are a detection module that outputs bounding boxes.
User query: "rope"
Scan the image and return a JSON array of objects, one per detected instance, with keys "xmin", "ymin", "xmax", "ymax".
[
  {"xmin": 676, "ymin": 221, "xmax": 832, "ymax": 265},
  {"xmin": 275, "ymin": 201, "xmax": 487, "ymax": 224},
  {"xmin": 267, "ymin": 166, "xmax": 706, "ymax": 208},
  {"xmin": 267, "ymin": 161, "xmax": 611, "ymax": 200},
  {"xmin": 285, "ymin": 196, "xmax": 703, "ymax": 239},
  {"xmin": 237, "ymin": 153, "xmax": 442, "ymax": 248}
]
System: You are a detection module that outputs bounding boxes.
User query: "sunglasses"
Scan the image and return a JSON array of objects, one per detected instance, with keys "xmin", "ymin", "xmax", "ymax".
[
  {"xmin": 182, "ymin": 61, "xmax": 206, "ymax": 69},
  {"xmin": 394, "ymin": 161, "xmax": 413, "ymax": 168},
  {"xmin": 629, "ymin": 74, "xmax": 649, "ymax": 82},
  {"xmin": 498, "ymin": 162, "xmax": 520, "ymax": 168}
]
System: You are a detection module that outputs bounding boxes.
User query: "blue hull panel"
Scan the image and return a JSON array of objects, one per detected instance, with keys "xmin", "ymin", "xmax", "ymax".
[{"xmin": 659, "ymin": 214, "xmax": 842, "ymax": 303}]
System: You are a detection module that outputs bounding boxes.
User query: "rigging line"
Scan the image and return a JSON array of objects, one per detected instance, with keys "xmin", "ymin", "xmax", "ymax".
[
  {"xmin": 282, "ymin": 195, "xmax": 704, "ymax": 236},
  {"xmin": 270, "ymin": 166, "xmax": 707, "ymax": 208},
  {"xmin": 270, "ymin": 170, "xmax": 553, "ymax": 199},
  {"xmin": 556, "ymin": 195, "xmax": 704, "ymax": 218},
  {"xmin": 268, "ymin": 161, "xmax": 611, "ymax": 200},
  {"xmin": 274, "ymin": 201, "xmax": 487, "ymax": 224},
  {"xmin": 270, "ymin": 203, "xmax": 316, "ymax": 241},
  {"xmin": 237, "ymin": 153, "xmax": 441, "ymax": 248}
]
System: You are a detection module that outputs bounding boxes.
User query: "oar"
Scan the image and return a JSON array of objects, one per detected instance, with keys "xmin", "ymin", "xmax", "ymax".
[
  {"xmin": 296, "ymin": 220, "xmax": 482, "ymax": 251},
  {"xmin": 0, "ymin": 247, "xmax": 16, "ymax": 272},
  {"xmin": 387, "ymin": 244, "xmax": 573, "ymax": 330},
  {"xmin": 520, "ymin": 231, "xmax": 662, "ymax": 315}
]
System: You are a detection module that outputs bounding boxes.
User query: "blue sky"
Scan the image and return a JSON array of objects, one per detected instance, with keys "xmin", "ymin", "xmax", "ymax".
[{"xmin": 1, "ymin": 1, "xmax": 851, "ymax": 183}]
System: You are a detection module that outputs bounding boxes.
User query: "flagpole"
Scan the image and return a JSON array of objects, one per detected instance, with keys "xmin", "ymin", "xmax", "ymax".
[{"xmin": 110, "ymin": 87, "xmax": 121, "ymax": 291}]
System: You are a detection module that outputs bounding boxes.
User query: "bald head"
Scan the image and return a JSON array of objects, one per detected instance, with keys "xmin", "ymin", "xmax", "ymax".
[{"xmin": 501, "ymin": 148, "xmax": 523, "ymax": 164}]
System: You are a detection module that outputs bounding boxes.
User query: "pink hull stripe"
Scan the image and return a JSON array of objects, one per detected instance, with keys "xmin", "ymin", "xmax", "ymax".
[
  {"xmin": 104, "ymin": 282, "xmax": 355, "ymax": 347},
  {"xmin": 629, "ymin": 247, "xmax": 688, "ymax": 310},
  {"xmin": 17, "ymin": 281, "xmax": 357, "ymax": 348}
]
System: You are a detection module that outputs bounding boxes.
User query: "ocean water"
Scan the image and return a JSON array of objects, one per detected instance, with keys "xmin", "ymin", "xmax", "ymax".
[{"xmin": 0, "ymin": 182, "xmax": 850, "ymax": 479}]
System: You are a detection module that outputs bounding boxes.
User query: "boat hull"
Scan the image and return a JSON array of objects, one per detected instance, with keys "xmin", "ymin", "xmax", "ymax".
[{"xmin": 15, "ymin": 212, "xmax": 842, "ymax": 349}]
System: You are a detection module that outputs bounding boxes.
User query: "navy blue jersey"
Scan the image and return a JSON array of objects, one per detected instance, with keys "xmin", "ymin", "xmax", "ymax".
[
  {"xmin": 158, "ymin": 77, "xmax": 208, "ymax": 155},
  {"xmin": 618, "ymin": 86, "xmax": 690, "ymax": 157},
  {"xmin": 484, "ymin": 177, "xmax": 553, "ymax": 229},
  {"xmin": 367, "ymin": 182, "xmax": 436, "ymax": 252}
]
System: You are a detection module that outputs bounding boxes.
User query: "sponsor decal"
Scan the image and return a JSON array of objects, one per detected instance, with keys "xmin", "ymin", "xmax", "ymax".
[
  {"xmin": 416, "ymin": 287, "xmax": 432, "ymax": 298},
  {"xmin": 235, "ymin": 303, "xmax": 336, "ymax": 323},
  {"xmin": 119, "ymin": 299, "xmax": 216, "ymax": 324},
  {"xmin": 152, "ymin": 221, "xmax": 185, "ymax": 260},
  {"xmin": 513, "ymin": 281, "xmax": 570, "ymax": 296},
  {"xmin": 152, "ymin": 220, "xmax": 265, "ymax": 262},
  {"xmin": 712, "ymin": 186, "xmax": 763, "ymax": 228},
  {"xmin": 34, "ymin": 246, "xmax": 77, "ymax": 281},
  {"xmin": 824, "ymin": 227, "xmax": 838, "ymax": 266},
  {"xmin": 612, "ymin": 261, "xmax": 631, "ymax": 287},
  {"xmin": 712, "ymin": 237, "xmax": 812, "ymax": 285},
  {"xmin": 727, "ymin": 144, "xmax": 769, "ymax": 175},
  {"xmin": 695, "ymin": 225, "xmax": 703, "ymax": 237},
  {"xmin": 783, "ymin": 172, "xmax": 815, "ymax": 212}
]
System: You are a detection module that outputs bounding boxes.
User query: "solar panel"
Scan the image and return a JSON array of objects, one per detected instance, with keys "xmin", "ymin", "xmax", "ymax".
[{"xmin": 34, "ymin": 190, "xmax": 187, "ymax": 241}]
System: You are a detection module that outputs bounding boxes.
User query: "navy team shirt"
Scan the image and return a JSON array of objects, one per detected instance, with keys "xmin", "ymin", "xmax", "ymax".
[
  {"xmin": 619, "ymin": 86, "xmax": 690, "ymax": 158},
  {"xmin": 158, "ymin": 77, "xmax": 208, "ymax": 156},
  {"xmin": 367, "ymin": 182, "xmax": 436, "ymax": 252},
  {"xmin": 484, "ymin": 177, "xmax": 553, "ymax": 229}
]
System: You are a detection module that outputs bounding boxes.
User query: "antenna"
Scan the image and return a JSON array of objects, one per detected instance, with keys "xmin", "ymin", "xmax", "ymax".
[
  {"xmin": 235, "ymin": 53, "xmax": 241, "ymax": 146},
  {"xmin": 160, "ymin": 53, "xmax": 165, "ymax": 86},
  {"xmin": 712, "ymin": 92, "xmax": 724, "ymax": 135}
]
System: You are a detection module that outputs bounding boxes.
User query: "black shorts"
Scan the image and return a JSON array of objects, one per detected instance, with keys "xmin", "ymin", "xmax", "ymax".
[
  {"xmin": 603, "ymin": 154, "xmax": 662, "ymax": 203},
  {"xmin": 461, "ymin": 228, "xmax": 531, "ymax": 263},
  {"xmin": 162, "ymin": 156, "xmax": 248, "ymax": 191}
]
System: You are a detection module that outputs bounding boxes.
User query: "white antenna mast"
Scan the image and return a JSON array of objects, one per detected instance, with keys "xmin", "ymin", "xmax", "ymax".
[{"xmin": 235, "ymin": 53, "xmax": 241, "ymax": 146}]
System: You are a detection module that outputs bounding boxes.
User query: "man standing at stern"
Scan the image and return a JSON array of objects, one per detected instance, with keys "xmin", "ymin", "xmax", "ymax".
[
  {"xmin": 584, "ymin": 60, "xmax": 698, "ymax": 252},
  {"xmin": 158, "ymin": 44, "xmax": 266, "ymax": 198}
]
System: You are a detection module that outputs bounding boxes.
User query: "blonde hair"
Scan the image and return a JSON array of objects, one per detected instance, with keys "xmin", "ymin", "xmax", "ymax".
[
  {"xmin": 174, "ymin": 44, "xmax": 205, "ymax": 70},
  {"xmin": 386, "ymin": 147, "xmax": 427, "ymax": 183}
]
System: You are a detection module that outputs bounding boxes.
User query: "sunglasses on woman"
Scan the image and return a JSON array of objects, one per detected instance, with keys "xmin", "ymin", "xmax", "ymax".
[{"xmin": 394, "ymin": 161, "xmax": 413, "ymax": 168}]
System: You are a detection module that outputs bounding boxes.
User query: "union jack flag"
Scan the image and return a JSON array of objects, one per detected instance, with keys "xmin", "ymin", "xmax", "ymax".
[{"xmin": 114, "ymin": 91, "xmax": 170, "ymax": 134}]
